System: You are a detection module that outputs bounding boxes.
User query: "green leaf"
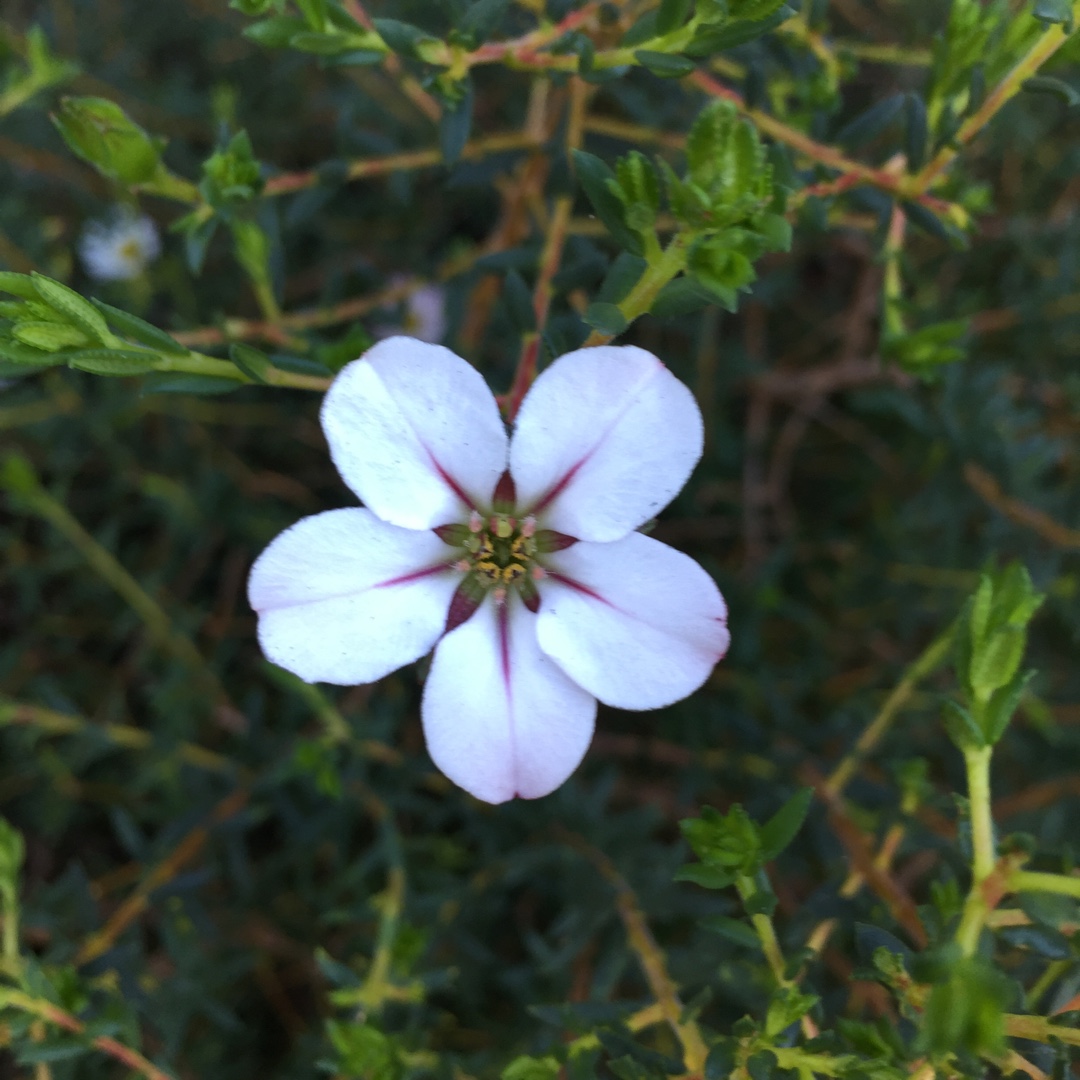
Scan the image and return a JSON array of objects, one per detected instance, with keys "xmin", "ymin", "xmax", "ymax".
[
  {"xmin": 584, "ymin": 302, "xmax": 628, "ymax": 336},
  {"xmin": 373, "ymin": 18, "xmax": 439, "ymax": 59},
  {"xmin": 440, "ymin": 80, "xmax": 474, "ymax": 166},
  {"xmin": 942, "ymin": 698, "xmax": 985, "ymax": 751},
  {"xmin": 1022, "ymin": 76, "xmax": 1080, "ymax": 108},
  {"xmin": 91, "ymin": 300, "xmax": 188, "ymax": 354},
  {"xmin": 12, "ymin": 322, "xmax": 90, "ymax": 351},
  {"xmin": 684, "ymin": 6, "xmax": 793, "ymax": 56},
  {"xmin": 657, "ymin": 0, "xmax": 695, "ymax": 35},
  {"xmin": 229, "ymin": 342, "xmax": 272, "ymax": 383},
  {"xmin": 834, "ymin": 94, "xmax": 905, "ymax": 148},
  {"xmin": 501, "ymin": 1055, "xmax": 561, "ymax": 1080},
  {"xmin": 0, "ymin": 272, "xmax": 39, "ymax": 300},
  {"xmin": 650, "ymin": 277, "xmax": 716, "ymax": 318},
  {"xmin": 31, "ymin": 274, "xmax": 110, "ymax": 342},
  {"xmin": 0, "ymin": 339, "xmax": 64, "ymax": 367},
  {"xmin": 674, "ymin": 863, "xmax": 736, "ymax": 889},
  {"xmin": 572, "ymin": 150, "xmax": 644, "ymax": 256},
  {"xmin": 140, "ymin": 373, "xmax": 242, "ymax": 395},
  {"xmin": 242, "ymin": 15, "xmax": 309, "ymax": 47},
  {"xmin": 700, "ymin": 914, "xmax": 761, "ymax": 948},
  {"xmin": 459, "ymin": 0, "xmax": 510, "ymax": 46},
  {"xmin": 758, "ymin": 788, "xmax": 813, "ymax": 861},
  {"xmin": 1033, "ymin": 0, "xmax": 1073, "ymax": 26},
  {"xmin": 66, "ymin": 349, "xmax": 159, "ymax": 375},
  {"xmin": 634, "ymin": 50, "xmax": 696, "ymax": 77},
  {"xmin": 905, "ymin": 93, "xmax": 928, "ymax": 169},
  {"xmin": 503, "ymin": 271, "xmax": 536, "ymax": 333}
]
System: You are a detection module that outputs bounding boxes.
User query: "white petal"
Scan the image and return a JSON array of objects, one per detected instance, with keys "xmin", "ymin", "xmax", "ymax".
[
  {"xmin": 248, "ymin": 508, "xmax": 459, "ymax": 685},
  {"xmin": 321, "ymin": 338, "xmax": 509, "ymax": 529},
  {"xmin": 509, "ymin": 346, "xmax": 703, "ymax": 542},
  {"xmin": 422, "ymin": 596, "xmax": 596, "ymax": 804},
  {"xmin": 537, "ymin": 533, "xmax": 729, "ymax": 710}
]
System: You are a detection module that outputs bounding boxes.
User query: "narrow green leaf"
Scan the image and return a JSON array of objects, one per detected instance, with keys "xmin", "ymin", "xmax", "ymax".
[
  {"xmin": 834, "ymin": 94, "xmax": 905, "ymax": 148},
  {"xmin": 440, "ymin": 81, "xmax": 474, "ymax": 166},
  {"xmin": 31, "ymin": 274, "xmax": 110, "ymax": 342},
  {"xmin": 0, "ymin": 272, "xmax": 39, "ymax": 300},
  {"xmin": 700, "ymin": 915, "xmax": 762, "ymax": 948},
  {"xmin": 634, "ymin": 50, "xmax": 696, "ymax": 77},
  {"xmin": 1022, "ymin": 76, "xmax": 1080, "ymax": 108},
  {"xmin": 229, "ymin": 342, "xmax": 272, "ymax": 383},
  {"xmin": 583, "ymin": 302, "xmax": 628, "ymax": 336},
  {"xmin": 657, "ymin": 0, "xmax": 695, "ymax": 35},
  {"xmin": 0, "ymin": 340, "xmax": 64, "ymax": 367},
  {"xmin": 503, "ymin": 271, "xmax": 536, "ymax": 333},
  {"xmin": 140, "ymin": 373, "xmax": 242, "ymax": 395},
  {"xmin": 66, "ymin": 349, "xmax": 159, "ymax": 375},
  {"xmin": 572, "ymin": 150, "xmax": 644, "ymax": 256},
  {"xmin": 91, "ymin": 299, "xmax": 188, "ymax": 354},
  {"xmin": 758, "ymin": 788, "xmax": 813, "ymax": 861}
]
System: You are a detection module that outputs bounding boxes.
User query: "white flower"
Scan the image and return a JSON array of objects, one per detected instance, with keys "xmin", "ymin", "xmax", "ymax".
[
  {"xmin": 248, "ymin": 339, "xmax": 730, "ymax": 804},
  {"xmin": 79, "ymin": 211, "xmax": 161, "ymax": 282},
  {"xmin": 375, "ymin": 280, "xmax": 447, "ymax": 344}
]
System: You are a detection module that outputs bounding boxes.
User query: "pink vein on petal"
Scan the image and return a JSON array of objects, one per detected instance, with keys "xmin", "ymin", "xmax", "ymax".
[
  {"xmin": 546, "ymin": 570, "xmax": 611, "ymax": 606},
  {"xmin": 375, "ymin": 562, "xmax": 455, "ymax": 589},
  {"xmin": 426, "ymin": 447, "xmax": 478, "ymax": 511}
]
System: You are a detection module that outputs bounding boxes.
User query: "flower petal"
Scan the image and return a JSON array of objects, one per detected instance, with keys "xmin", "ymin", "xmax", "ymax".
[
  {"xmin": 422, "ymin": 596, "xmax": 596, "ymax": 803},
  {"xmin": 537, "ymin": 533, "xmax": 729, "ymax": 710},
  {"xmin": 509, "ymin": 346, "xmax": 703, "ymax": 541},
  {"xmin": 322, "ymin": 338, "xmax": 509, "ymax": 529},
  {"xmin": 248, "ymin": 508, "xmax": 460, "ymax": 685}
]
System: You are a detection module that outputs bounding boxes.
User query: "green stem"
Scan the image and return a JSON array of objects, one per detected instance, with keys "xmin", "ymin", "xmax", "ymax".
[
  {"xmin": 1, "ymin": 886, "xmax": 18, "ymax": 966},
  {"xmin": 1008, "ymin": 870, "xmax": 1080, "ymax": 900},
  {"xmin": 736, "ymin": 875, "xmax": 790, "ymax": 988},
  {"xmin": 583, "ymin": 234, "xmax": 689, "ymax": 346},
  {"xmin": 153, "ymin": 348, "xmax": 330, "ymax": 391},
  {"xmin": 966, "ymin": 745, "xmax": 996, "ymax": 884},
  {"xmin": 826, "ymin": 620, "xmax": 956, "ymax": 796},
  {"xmin": 954, "ymin": 744, "xmax": 996, "ymax": 957}
]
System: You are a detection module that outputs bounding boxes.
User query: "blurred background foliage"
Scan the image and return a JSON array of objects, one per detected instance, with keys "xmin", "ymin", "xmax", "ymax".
[{"xmin": 1, "ymin": 0, "xmax": 1080, "ymax": 1077}]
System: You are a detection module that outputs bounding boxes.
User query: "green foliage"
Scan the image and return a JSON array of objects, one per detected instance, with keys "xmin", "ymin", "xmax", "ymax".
[{"xmin": 949, "ymin": 564, "xmax": 1045, "ymax": 748}]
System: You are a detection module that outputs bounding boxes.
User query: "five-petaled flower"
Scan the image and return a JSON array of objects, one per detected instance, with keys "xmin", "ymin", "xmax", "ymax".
[{"xmin": 248, "ymin": 339, "xmax": 730, "ymax": 803}]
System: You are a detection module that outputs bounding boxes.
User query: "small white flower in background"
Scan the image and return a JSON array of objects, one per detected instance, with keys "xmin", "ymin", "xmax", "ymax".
[
  {"xmin": 375, "ymin": 279, "xmax": 447, "ymax": 344},
  {"xmin": 79, "ymin": 210, "xmax": 161, "ymax": 282},
  {"xmin": 248, "ymin": 340, "xmax": 730, "ymax": 804}
]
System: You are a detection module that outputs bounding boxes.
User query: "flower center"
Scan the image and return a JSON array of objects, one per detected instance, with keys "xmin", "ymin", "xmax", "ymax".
[{"xmin": 473, "ymin": 513, "xmax": 535, "ymax": 589}]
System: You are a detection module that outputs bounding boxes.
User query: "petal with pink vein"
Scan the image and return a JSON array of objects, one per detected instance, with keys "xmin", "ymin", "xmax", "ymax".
[
  {"xmin": 537, "ymin": 533, "xmax": 729, "ymax": 710},
  {"xmin": 509, "ymin": 346, "xmax": 703, "ymax": 542},
  {"xmin": 422, "ymin": 596, "xmax": 596, "ymax": 804},
  {"xmin": 322, "ymin": 337, "xmax": 509, "ymax": 530},
  {"xmin": 248, "ymin": 508, "xmax": 460, "ymax": 685}
]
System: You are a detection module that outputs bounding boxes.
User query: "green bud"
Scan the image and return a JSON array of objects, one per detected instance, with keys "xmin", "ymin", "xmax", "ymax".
[
  {"xmin": 201, "ymin": 130, "xmax": 263, "ymax": 207},
  {"xmin": 230, "ymin": 219, "xmax": 272, "ymax": 285},
  {"xmin": 52, "ymin": 96, "xmax": 164, "ymax": 184}
]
